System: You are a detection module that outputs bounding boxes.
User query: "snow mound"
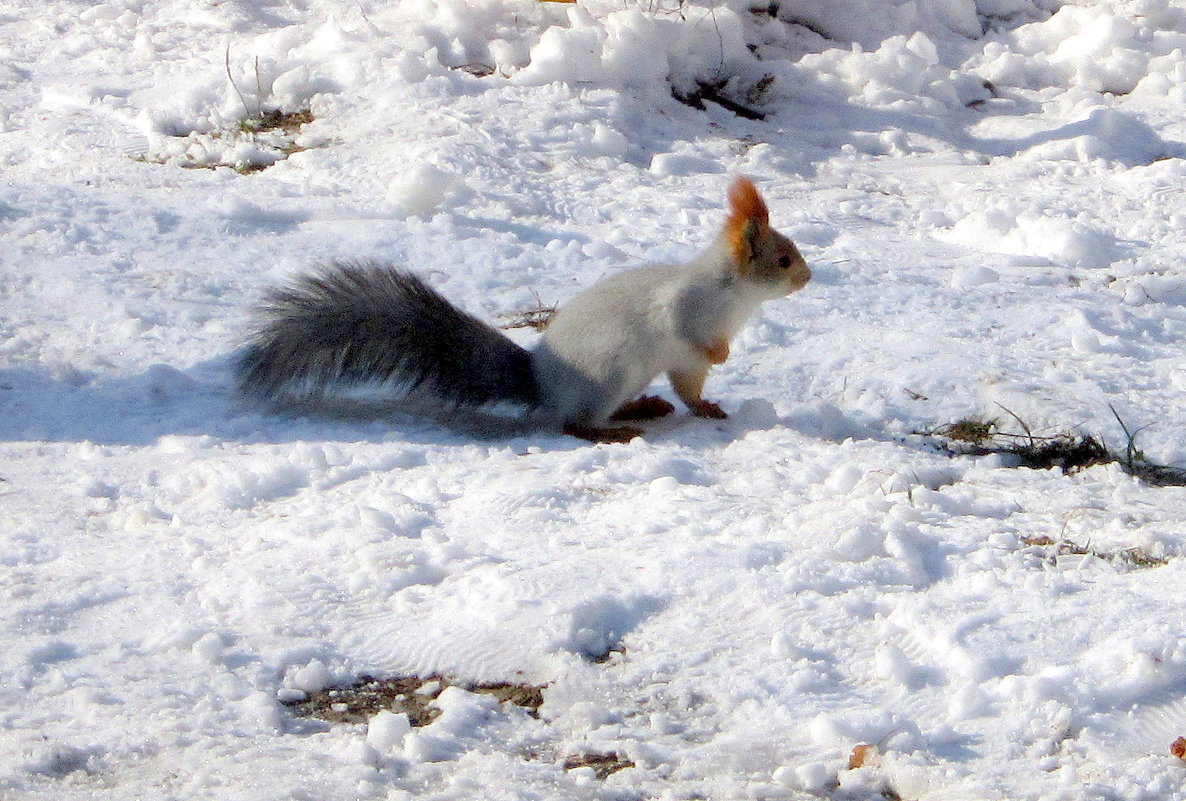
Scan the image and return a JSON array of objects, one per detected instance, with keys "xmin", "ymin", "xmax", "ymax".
[
  {"xmin": 976, "ymin": 3, "xmax": 1183, "ymax": 95},
  {"xmin": 940, "ymin": 206, "xmax": 1119, "ymax": 268},
  {"xmin": 1017, "ymin": 108, "xmax": 1184, "ymax": 167}
]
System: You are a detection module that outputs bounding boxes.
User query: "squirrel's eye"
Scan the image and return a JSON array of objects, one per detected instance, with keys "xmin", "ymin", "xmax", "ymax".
[{"xmin": 777, "ymin": 255, "xmax": 792, "ymax": 269}]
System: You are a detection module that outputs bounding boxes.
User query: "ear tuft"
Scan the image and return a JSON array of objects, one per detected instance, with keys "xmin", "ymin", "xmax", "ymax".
[
  {"xmin": 725, "ymin": 176, "xmax": 769, "ymax": 269},
  {"xmin": 727, "ymin": 176, "xmax": 769, "ymax": 226}
]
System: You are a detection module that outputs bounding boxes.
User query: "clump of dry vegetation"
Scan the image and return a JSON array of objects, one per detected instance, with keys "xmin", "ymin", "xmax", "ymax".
[
  {"xmin": 500, "ymin": 302, "xmax": 558, "ymax": 331},
  {"xmin": 287, "ymin": 673, "xmax": 639, "ymax": 783},
  {"xmin": 137, "ymin": 108, "xmax": 316, "ymax": 174},
  {"xmin": 1020, "ymin": 535, "xmax": 1169, "ymax": 569},
  {"xmin": 138, "ymin": 48, "xmax": 322, "ymax": 174},
  {"xmin": 283, "ymin": 674, "xmax": 544, "ymax": 725},
  {"xmin": 924, "ymin": 405, "xmax": 1186, "ymax": 486},
  {"xmin": 237, "ymin": 108, "xmax": 314, "ymax": 137}
]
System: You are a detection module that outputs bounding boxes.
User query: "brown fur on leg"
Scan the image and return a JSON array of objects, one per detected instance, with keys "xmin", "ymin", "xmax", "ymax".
[
  {"xmin": 699, "ymin": 338, "xmax": 729, "ymax": 365},
  {"xmin": 669, "ymin": 367, "xmax": 729, "ymax": 419}
]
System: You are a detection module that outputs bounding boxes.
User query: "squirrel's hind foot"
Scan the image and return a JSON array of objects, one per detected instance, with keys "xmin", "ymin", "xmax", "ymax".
[{"xmin": 610, "ymin": 395, "xmax": 676, "ymax": 422}]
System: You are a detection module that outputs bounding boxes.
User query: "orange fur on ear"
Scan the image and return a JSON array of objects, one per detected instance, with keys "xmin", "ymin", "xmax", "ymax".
[{"xmin": 725, "ymin": 176, "xmax": 770, "ymax": 269}]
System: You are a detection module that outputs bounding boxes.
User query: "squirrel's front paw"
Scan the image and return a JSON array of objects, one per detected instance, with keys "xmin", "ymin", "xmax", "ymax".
[{"xmin": 689, "ymin": 400, "xmax": 727, "ymax": 419}]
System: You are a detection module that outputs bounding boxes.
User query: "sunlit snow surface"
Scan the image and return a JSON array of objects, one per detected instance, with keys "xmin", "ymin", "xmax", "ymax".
[{"xmin": 3, "ymin": 0, "xmax": 1186, "ymax": 799}]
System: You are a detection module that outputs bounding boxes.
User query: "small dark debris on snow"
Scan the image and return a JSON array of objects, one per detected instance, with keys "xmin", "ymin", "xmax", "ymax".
[
  {"xmin": 563, "ymin": 751, "xmax": 636, "ymax": 779},
  {"xmin": 454, "ymin": 62, "xmax": 496, "ymax": 77},
  {"xmin": 283, "ymin": 674, "xmax": 545, "ymax": 725},
  {"xmin": 590, "ymin": 644, "xmax": 626, "ymax": 664},
  {"xmin": 934, "ymin": 417, "xmax": 997, "ymax": 445},
  {"xmin": 672, "ymin": 80, "xmax": 766, "ymax": 121}
]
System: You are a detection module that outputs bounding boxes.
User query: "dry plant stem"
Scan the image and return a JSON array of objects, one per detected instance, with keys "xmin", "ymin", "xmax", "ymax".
[{"xmin": 225, "ymin": 45, "xmax": 253, "ymax": 119}]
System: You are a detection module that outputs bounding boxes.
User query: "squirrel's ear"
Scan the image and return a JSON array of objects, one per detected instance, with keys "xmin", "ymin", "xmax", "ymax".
[{"xmin": 725, "ymin": 176, "xmax": 770, "ymax": 270}]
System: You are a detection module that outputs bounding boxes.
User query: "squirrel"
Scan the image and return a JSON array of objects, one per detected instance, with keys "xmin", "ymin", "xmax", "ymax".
[{"xmin": 235, "ymin": 176, "xmax": 811, "ymax": 442}]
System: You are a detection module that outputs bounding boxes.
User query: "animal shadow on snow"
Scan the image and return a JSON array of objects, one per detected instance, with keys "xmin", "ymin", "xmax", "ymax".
[
  {"xmin": 0, "ymin": 359, "xmax": 533, "ymax": 447},
  {"xmin": 0, "ymin": 360, "xmax": 754, "ymax": 448},
  {"xmin": 0, "ymin": 349, "xmax": 926, "ymax": 450},
  {"xmin": 0, "ymin": 362, "xmax": 246, "ymax": 446}
]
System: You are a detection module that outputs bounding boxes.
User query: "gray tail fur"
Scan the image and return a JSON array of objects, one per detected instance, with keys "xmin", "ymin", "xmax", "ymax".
[{"xmin": 236, "ymin": 261, "xmax": 539, "ymax": 409}]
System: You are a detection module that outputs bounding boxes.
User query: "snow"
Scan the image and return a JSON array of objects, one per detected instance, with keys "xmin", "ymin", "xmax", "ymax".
[{"xmin": 4, "ymin": 0, "xmax": 1186, "ymax": 799}]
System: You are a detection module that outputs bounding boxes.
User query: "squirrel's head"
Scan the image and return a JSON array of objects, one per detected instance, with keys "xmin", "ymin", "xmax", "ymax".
[{"xmin": 725, "ymin": 176, "xmax": 811, "ymax": 295}]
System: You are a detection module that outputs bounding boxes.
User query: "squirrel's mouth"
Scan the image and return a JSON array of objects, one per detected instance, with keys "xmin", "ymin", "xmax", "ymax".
[{"xmin": 788, "ymin": 262, "xmax": 812, "ymax": 292}]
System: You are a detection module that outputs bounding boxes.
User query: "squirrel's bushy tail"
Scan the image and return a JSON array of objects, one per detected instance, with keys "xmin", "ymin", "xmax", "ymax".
[{"xmin": 236, "ymin": 261, "xmax": 539, "ymax": 409}]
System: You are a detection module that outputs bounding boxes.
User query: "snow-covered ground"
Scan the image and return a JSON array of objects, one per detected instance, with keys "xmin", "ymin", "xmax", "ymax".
[{"xmin": 4, "ymin": 0, "xmax": 1186, "ymax": 798}]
